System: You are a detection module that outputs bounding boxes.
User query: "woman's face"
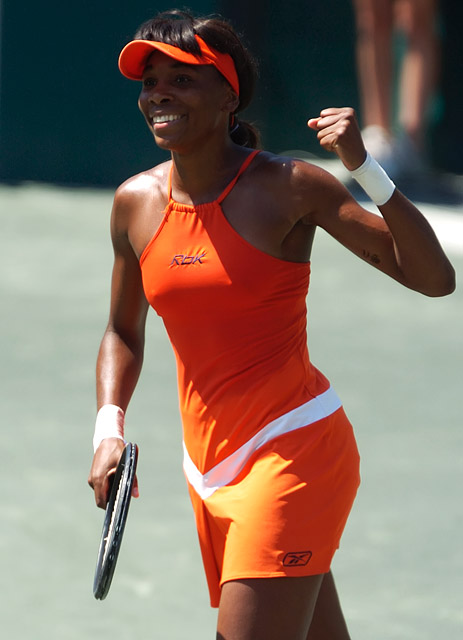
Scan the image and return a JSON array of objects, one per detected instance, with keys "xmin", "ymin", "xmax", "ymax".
[{"xmin": 138, "ymin": 50, "xmax": 237, "ymax": 152}]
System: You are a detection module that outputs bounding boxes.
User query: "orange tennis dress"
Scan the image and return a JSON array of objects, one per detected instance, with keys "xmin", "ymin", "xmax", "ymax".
[{"xmin": 140, "ymin": 151, "xmax": 360, "ymax": 607}]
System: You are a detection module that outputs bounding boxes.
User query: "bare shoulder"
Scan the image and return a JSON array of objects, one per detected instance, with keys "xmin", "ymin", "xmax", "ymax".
[
  {"xmin": 252, "ymin": 151, "xmax": 338, "ymax": 184},
  {"xmin": 250, "ymin": 151, "xmax": 350, "ymax": 223},
  {"xmin": 113, "ymin": 161, "xmax": 171, "ymax": 216},
  {"xmin": 110, "ymin": 161, "xmax": 171, "ymax": 253}
]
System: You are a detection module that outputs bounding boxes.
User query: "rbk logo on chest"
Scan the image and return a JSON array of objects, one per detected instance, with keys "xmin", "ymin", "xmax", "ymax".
[{"xmin": 170, "ymin": 251, "xmax": 207, "ymax": 266}]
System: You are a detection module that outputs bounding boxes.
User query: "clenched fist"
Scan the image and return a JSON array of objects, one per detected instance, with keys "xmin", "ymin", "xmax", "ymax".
[{"xmin": 308, "ymin": 107, "xmax": 367, "ymax": 171}]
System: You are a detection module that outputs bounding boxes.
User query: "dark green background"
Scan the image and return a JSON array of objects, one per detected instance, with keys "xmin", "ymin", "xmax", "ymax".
[{"xmin": 0, "ymin": 0, "xmax": 461, "ymax": 186}]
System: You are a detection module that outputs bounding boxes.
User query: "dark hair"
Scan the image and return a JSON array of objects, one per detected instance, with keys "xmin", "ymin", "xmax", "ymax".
[{"xmin": 134, "ymin": 9, "xmax": 260, "ymax": 148}]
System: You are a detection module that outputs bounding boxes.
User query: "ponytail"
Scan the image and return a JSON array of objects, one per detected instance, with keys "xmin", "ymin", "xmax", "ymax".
[{"xmin": 230, "ymin": 119, "xmax": 260, "ymax": 149}]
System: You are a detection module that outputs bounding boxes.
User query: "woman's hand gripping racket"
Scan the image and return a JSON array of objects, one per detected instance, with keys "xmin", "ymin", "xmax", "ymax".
[{"xmin": 93, "ymin": 442, "xmax": 139, "ymax": 600}]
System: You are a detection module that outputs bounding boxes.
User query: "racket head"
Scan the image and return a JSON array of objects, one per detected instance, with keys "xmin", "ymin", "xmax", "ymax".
[{"xmin": 93, "ymin": 441, "xmax": 138, "ymax": 600}]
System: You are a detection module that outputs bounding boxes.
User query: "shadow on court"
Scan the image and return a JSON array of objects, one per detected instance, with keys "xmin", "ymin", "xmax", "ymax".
[{"xmin": 0, "ymin": 183, "xmax": 461, "ymax": 639}]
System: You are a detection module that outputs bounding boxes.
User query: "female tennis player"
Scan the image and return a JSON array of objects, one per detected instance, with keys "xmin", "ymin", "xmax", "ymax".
[{"xmin": 88, "ymin": 9, "xmax": 455, "ymax": 639}]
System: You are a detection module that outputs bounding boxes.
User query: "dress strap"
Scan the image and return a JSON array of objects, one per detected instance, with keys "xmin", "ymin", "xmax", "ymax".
[
  {"xmin": 216, "ymin": 150, "xmax": 260, "ymax": 204},
  {"xmin": 167, "ymin": 163, "xmax": 174, "ymax": 201},
  {"xmin": 167, "ymin": 150, "xmax": 260, "ymax": 204}
]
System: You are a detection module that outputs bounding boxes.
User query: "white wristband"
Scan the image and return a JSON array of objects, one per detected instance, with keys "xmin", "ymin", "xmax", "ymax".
[
  {"xmin": 349, "ymin": 152, "xmax": 396, "ymax": 206},
  {"xmin": 93, "ymin": 404, "xmax": 125, "ymax": 452}
]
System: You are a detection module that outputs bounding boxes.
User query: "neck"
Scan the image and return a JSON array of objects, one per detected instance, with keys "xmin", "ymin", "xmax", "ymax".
[{"xmin": 170, "ymin": 137, "xmax": 247, "ymax": 204}]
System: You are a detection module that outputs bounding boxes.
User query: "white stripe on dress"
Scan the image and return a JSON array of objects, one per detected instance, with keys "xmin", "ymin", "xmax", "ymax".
[{"xmin": 183, "ymin": 386, "xmax": 342, "ymax": 499}]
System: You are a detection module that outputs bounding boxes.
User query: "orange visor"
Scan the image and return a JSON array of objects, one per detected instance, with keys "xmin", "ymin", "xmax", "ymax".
[{"xmin": 118, "ymin": 35, "xmax": 240, "ymax": 96}]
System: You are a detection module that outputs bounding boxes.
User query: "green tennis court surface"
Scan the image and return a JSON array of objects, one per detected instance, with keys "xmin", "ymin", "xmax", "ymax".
[{"xmin": 1, "ymin": 182, "xmax": 461, "ymax": 639}]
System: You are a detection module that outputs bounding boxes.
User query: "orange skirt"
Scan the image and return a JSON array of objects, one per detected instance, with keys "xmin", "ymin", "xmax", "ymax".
[{"xmin": 185, "ymin": 406, "xmax": 360, "ymax": 607}]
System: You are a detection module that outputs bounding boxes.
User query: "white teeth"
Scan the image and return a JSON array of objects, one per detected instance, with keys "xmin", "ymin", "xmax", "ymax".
[{"xmin": 152, "ymin": 114, "xmax": 183, "ymax": 124}]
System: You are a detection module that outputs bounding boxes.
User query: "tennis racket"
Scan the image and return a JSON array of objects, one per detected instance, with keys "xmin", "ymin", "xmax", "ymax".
[{"xmin": 93, "ymin": 442, "xmax": 139, "ymax": 600}]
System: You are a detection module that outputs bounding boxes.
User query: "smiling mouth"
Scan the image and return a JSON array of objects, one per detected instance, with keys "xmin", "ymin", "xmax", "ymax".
[{"xmin": 152, "ymin": 114, "xmax": 184, "ymax": 125}]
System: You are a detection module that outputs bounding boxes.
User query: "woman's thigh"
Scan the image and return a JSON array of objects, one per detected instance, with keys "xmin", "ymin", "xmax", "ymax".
[
  {"xmin": 307, "ymin": 572, "xmax": 351, "ymax": 640},
  {"xmin": 216, "ymin": 574, "xmax": 324, "ymax": 640}
]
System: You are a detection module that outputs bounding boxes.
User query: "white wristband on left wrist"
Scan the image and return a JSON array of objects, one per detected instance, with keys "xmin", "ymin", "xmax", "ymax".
[{"xmin": 93, "ymin": 404, "xmax": 125, "ymax": 452}]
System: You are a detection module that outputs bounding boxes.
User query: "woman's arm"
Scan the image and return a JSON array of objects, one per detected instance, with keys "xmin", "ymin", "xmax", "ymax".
[
  {"xmin": 304, "ymin": 108, "xmax": 455, "ymax": 296},
  {"xmin": 88, "ymin": 186, "xmax": 149, "ymax": 508}
]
